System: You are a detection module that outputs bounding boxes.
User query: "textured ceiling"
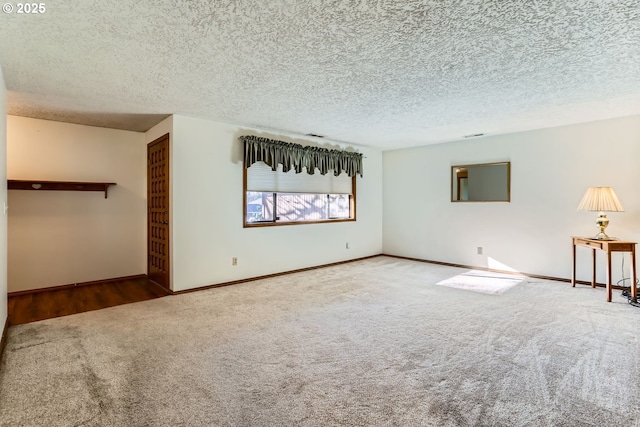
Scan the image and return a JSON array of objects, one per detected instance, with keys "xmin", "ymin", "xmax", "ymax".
[{"xmin": 0, "ymin": 0, "xmax": 639, "ymax": 149}]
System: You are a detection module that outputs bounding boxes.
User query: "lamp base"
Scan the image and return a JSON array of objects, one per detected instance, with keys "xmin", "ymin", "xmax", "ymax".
[
  {"xmin": 593, "ymin": 213, "xmax": 614, "ymax": 240},
  {"xmin": 592, "ymin": 232, "xmax": 616, "ymax": 241}
]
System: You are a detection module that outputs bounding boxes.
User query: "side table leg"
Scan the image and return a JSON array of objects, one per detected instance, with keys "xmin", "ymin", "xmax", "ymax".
[
  {"xmin": 632, "ymin": 247, "xmax": 637, "ymax": 300},
  {"xmin": 606, "ymin": 250, "xmax": 613, "ymax": 302},
  {"xmin": 571, "ymin": 242, "xmax": 576, "ymax": 287},
  {"xmin": 591, "ymin": 248, "xmax": 596, "ymax": 288}
]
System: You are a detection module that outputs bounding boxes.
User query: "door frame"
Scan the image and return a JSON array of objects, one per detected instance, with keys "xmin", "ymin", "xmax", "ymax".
[{"xmin": 147, "ymin": 133, "xmax": 171, "ymax": 290}]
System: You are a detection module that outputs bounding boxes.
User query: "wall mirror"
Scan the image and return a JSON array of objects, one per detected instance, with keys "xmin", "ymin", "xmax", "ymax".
[{"xmin": 451, "ymin": 161, "xmax": 510, "ymax": 202}]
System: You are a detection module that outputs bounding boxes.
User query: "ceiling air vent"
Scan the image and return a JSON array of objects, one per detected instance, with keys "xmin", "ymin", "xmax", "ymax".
[{"xmin": 463, "ymin": 133, "xmax": 485, "ymax": 139}]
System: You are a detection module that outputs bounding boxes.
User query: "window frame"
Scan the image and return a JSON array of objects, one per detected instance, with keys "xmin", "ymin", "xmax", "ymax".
[{"xmin": 243, "ymin": 166, "xmax": 357, "ymax": 228}]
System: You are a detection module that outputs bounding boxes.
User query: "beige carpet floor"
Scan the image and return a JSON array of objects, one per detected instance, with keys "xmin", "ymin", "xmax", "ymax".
[{"xmin": 1, "ymin": 256, "xmax": 639, "ymax": 426}]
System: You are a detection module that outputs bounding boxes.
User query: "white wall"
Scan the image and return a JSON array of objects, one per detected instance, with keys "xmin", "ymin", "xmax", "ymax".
[
  {"xmin": 7, "ymin": 116, "xmax": 147, "ymax": 292},
  {"xmin": 383, "ymin": 115, "xmax": 640, "ymax": 284},
  {"xmin": 170, "ymin": 115, "xmax": 383, "ymax": 292},
  {"xmin": 145, "ymin": 115, "xmax": 172, "ymax": 144},
  {"xmin": 0, "ymin": 67, "xmax": 7, "ymax": 329}
]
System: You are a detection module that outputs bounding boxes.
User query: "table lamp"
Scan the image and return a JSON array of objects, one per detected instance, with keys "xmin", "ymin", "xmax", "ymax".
[{"xmin": 577, "ymin": 187, "xmax": 624, "ymax": 240}]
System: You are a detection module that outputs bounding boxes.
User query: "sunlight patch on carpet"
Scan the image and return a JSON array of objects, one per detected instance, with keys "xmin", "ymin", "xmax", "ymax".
[{"xmin": 435, "ymin": 270, "xmax": 526, "ymax": 295}]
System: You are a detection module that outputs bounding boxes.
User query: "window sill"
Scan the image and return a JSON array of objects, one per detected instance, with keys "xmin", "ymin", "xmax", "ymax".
[{"xmin": 244, "ymin": 218, "xmax": 355, "ymax": 228}]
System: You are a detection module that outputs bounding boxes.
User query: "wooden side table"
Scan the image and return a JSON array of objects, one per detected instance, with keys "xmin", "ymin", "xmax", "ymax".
[{"xmin": 571, "ymin": 236, "xmax": 637, "ymax": 302}]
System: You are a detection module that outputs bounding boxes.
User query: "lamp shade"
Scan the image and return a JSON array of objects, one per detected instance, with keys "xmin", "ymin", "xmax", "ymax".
[{"xmin": 577, "ymin": 187, "xmax": 624, "ymax": 212}]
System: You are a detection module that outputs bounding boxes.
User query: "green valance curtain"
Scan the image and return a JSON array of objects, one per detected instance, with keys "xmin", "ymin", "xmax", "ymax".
[{"xmin": 241, "ymin": 135, "xmax": 363, "ymax": 177}]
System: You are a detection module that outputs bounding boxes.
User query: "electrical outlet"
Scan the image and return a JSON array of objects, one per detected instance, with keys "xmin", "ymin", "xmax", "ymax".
[
  {"xmin": 477, "ymin": 247, "xmax": 483, "ymax": 255},
  {"xmin": 232, "ymin": 257, "xmax": 238, "ymax": 266},
  {"xmin": 346, "ymin": 242, "xmax": 350, "ymax": 249}
]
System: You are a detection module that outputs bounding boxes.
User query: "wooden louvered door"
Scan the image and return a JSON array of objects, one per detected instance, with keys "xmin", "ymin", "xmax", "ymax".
[{"xmin": 147, "ymin": 134, "xmax": 170, "ymax": 290}]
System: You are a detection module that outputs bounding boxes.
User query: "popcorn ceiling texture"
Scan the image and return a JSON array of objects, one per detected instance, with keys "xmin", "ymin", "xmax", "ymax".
[{"xmin": 0, "ymin": 0, "xmax": 639, "ymax": 147}]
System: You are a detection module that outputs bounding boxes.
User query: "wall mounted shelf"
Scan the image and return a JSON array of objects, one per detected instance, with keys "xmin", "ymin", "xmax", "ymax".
[{"xmin": 8, "ymin": 180, "xmax": 117, "ymax": 198}]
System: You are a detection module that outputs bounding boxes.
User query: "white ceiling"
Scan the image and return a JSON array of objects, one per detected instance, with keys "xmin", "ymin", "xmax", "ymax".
[{"xmin": 1, "ymin": 0, "xmax": 639, "ymax": 150}]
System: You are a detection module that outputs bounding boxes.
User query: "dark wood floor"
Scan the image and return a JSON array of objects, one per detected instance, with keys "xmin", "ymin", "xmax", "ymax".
[{"xmin": 8, "ymin": 277, "xmax": 171, "ymax": 325}]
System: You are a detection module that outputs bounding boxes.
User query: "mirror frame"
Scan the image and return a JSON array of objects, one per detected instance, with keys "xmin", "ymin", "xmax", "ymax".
[{"xmin": 451, "ymin": 161, "xmax": 511, "ymax": 203}]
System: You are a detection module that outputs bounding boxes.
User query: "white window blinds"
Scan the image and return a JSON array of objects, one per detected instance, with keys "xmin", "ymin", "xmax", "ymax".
[{"xmin": 246, "ymin": 161, "xmax": 353, "ymax": 194}]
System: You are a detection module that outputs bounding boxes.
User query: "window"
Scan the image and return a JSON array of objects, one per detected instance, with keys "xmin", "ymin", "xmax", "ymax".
[
  {"xmin": 246, "ymin": 192, "xmax": 351, "ymax": 224},
  {"xmin": 241, "ymin": 135, "xmax": 362, "ymax": 227},
  {"xmin": 244, "ymin": 162, "xmax": 356, "ymax": 226}
]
